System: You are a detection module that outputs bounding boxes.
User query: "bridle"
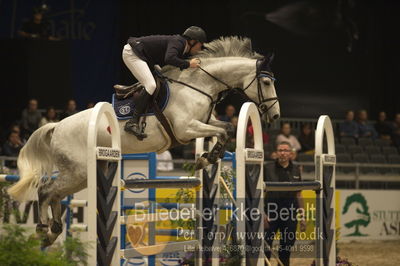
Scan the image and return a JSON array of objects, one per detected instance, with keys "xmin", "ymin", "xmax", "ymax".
[
  {"xmin": 197, "ymin": 58, "xmax": 279, "ymax": 115},
  {"xmin": 159, "ymin": 58, "xmax": 279, "ymax": 122}
]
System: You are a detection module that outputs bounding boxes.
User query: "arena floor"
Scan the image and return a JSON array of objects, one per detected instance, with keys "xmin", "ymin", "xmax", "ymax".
[{"xmin": 269, "ymin": 240, "xmax": 400, "ymax": 266}]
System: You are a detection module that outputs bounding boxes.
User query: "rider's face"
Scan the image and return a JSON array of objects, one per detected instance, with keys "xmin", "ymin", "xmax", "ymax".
[{"xmin": 189, "ymin": 41, "xmax": 203, "ymax": 55}]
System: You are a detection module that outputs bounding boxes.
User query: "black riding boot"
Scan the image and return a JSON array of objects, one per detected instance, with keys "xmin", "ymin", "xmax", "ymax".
[{"xmin": 124, "ymin": 89, "xmax": 151, "ymax": 139}]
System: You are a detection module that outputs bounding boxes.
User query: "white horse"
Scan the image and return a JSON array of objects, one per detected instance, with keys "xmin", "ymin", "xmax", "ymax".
[{"xmin": 8, "ymin": 36, "xmax": 280, "ymax": 246}]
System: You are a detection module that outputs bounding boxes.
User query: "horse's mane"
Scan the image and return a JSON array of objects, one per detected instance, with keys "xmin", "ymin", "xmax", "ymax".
[
  {"xmin": 162, "ymin": 36, "xmax": 263, "ymax": 73},
  {"xmin": 197, "ymin": 36, "xmax": 264, "ymax": 59}
]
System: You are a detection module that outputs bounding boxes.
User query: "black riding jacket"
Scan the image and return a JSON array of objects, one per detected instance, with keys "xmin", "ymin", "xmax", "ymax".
[
  {"xmin": 127, "ymin": 35, "xmax": 190, "ymax": 70},
  {"xmin": 264, "ymin": 160, "xmax": 302, "ymax": 207}
]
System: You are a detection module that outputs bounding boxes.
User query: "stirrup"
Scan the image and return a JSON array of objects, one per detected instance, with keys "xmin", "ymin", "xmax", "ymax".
[{"xmin": 124, "ymin": 121, "xmax": 147, "ymax": 140}]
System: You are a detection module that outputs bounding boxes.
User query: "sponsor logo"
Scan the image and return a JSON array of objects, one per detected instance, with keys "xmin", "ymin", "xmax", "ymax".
[
  {"xmin": 324, "ymin": 155, "xmax": 336, "ymax": 164},
  {"xmin": 125, "ymin": 172, "xmax": 147, "ymax": 194},
  {"xmin": 342, "ymin": 193, "xmax": 370, "ymax": 237},
  {"xmin": 246, "ymin": 149, "xmax": 263, "ymax": 161},
  {"xmin": 97, "ymin": 147, "xmax": 121, "ymax": 160},
  {"xmin": 119, "ymin": 105, "xmax": 131, "ymax": 115}
]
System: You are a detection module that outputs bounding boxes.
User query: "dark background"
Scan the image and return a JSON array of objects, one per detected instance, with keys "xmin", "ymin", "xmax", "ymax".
[{"xmin": 0, "ymin": 0, "xmax": 399, "ymax": 129}]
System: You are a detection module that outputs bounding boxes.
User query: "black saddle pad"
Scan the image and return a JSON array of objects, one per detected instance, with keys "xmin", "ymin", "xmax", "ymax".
[{"xmin": 112, "ymin": 81, "xmax": 170, "ymax": 120}]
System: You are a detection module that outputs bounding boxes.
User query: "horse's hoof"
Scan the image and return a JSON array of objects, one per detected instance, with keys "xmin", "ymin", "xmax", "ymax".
[
  {"xmin": 195, "ymin": 156, "xmax": 209, "ymax": 170},
  {"xmin": 40, "ymin": 236, "xmax": 52, "ymax": 249}
]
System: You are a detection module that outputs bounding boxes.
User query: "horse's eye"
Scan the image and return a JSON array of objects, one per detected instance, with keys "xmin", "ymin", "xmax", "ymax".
[{"xmin": 263, "ymin": 80, "xmax": 271, "ymax": 86}]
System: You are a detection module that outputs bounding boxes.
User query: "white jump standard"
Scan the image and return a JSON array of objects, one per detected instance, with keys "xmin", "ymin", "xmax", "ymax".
[{"xmin": 263, "ymin": 115, "xmax": 336, "ymax": 266}]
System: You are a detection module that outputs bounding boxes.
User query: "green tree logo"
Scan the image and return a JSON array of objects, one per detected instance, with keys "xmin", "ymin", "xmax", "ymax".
[{"xmin": 342, "ymin": 193, "xmax": 370, "ymax": 236}]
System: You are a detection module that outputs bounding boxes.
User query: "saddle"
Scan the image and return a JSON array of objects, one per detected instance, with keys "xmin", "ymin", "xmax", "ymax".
[
  {"xmin": 113, "ymin": 72, "xmax": 181, "ymax": 147},
  {"xmin": 114, "ymin": 66, "xmax": 165, "ymax": 100},
  {"xmin": 114, "ymin": 82, "xmax": 143, "ymax": 100}
]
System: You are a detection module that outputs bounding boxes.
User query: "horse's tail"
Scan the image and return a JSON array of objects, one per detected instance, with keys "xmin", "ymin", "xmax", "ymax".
[{"xmin": 7, "ymin": 122, "xmax": 57, "ymax": 202}]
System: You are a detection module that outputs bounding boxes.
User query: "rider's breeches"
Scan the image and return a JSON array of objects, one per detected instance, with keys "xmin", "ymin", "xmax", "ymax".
[{"xmin": 122, "ymin": 44, "xmax": 156, "ymax": 95}]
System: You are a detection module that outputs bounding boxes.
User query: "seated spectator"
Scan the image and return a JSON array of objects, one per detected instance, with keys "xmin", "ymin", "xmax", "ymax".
[
  {"xmin": 338, "ymin": 110, "xmax": 358, "ymax": 139},
  {"xmin": 226, "ymin": 116, "xmax": 239, "ymax": 152},
  {"xmin": 231, "ymin": 116, "xmax": 238, "ymax": 134},
  {"xmin": 276, "ymin": 123, "xmax": 301, "ymax": 151},
  {"xmin": 20, "ymin": 98, "xmax": 42, "ymax": 138},
  {"xmin": 60, "ymin": 99, "xmax": 79, "ymax": 120},
  {"xmin": 248, "ymin": 121, "xmax": 269, "ymax": 144},
  {"xmin": 87, "ymin": 102, "xmax": 96, "ymax": 109},
  {"xmin": 391, "ymin": 113, "xmax": 400, "ymax": 149},
  {"xmin": 356, "ymin": 109, "xmax": 377, "ymax": 138},
  {"xmin": 156, "ymin": 150, "xmax": 174, "ymax": 171},
  {"xmin": 9, "ymin": 124, "xmax": 26, "ymax": 145},
  {"xmin": 218, "ymin": 105, "xmax": 236, "ymax": 122},
  {"xmin": 39, "ymin": 106, "xmax": 59, "ymax": 127},
  {"xmin": 2, "ymin": 131, "xmax": 24, "ymax": 169},
  {"xmin": 375, "ymin": 111, "xmax": 393, "ymax": 140},
  {"xmin": 298, "ymin": 123, "xmax": 315, "ymax": 153}
]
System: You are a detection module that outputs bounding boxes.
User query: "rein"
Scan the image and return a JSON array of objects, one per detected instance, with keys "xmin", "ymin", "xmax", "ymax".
[{"xmin": 159, "ymin": 59, "xmax": 279, "ymax": 122}]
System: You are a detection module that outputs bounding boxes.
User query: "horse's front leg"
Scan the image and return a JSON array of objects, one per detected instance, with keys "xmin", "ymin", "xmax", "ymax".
[
  {"xmin": 208, "ymin": 115, "xmax": 235, "ymax": 138},
  {"xmin": 178, "ymin": 119, "xmax": 228, "ymax": 170}
]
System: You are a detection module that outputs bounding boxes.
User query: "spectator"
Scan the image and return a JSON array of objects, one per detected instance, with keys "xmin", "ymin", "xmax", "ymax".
[
  {"xmin": 391, "ymin": 113, "xmax": 400, "ymax": 148},
  {"xmin": 156, "ymin": 150, "xmax": 174, "ymax": 171},
  {"xmin": 298, "ymin": 123, "xmax": 315, "ymax": 154},
  {"xmin": 374, "ymin": 111, "xmax": 393, "ymax": 140},
  {"xmin": 338, "ymin": 110, "xmax": 358, "ymax": 139},
  {"xmin": 356, "ymin": 109, "xmax": 377, "ymax": 138},
  {"xmin": 39, "ymin": 106, "xmax": 59, "ymax": 127},
  {"xmin": 87, "ymin": 102, "xmax": 96, "ymax": 109},
  {"xmin": 20, "ymin": 99, "xmax": 42, "ymax": 138},
  {"xmin": 60, "ymin": 99, "xmax": 79, "ymax": 120},
  {"xmin": 276, "ymin": 123, "xmax": 301, "ymax": 151},
  {"xmin": 218, "ymin": 105, "xmax": 236, "ymax": 122},
  {"xmin": 225, "ymin": 116, "xmax": 239, "ymax": 151},
  {"xmin": 2, "ymin": 131, "xmax": 24, "ymax": 169},
  {"xmin": 248, "ymin": 122, "xmax": 269, "ymax": 144},
  {"xmin": 231, "ymin": 116, "xmax": 238, "ymax": 130},
  {"xmin": 18, "ymin": 7, "xmax": 57, "ymax": 40},
  {"xmin": 9, "ymin": 124, "xmax": 26, "ymax": 145}
]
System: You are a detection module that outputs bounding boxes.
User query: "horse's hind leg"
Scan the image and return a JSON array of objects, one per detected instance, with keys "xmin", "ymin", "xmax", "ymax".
[
  {"xmin": 48, "ymin": 197, "xmax": 63, "ymax": 244},
  {"xmin": 37, "ymin": 175, "xmax": 86, "ymax": 247},
  {"xmin": 36, "ymin": 182, "xmax": 53, "ymax": 247},
  {"xmin": 47, "ymin": 176, "xmax": 87, "ymax": 246}
]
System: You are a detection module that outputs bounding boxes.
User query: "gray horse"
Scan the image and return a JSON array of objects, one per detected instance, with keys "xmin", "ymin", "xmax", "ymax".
[{"xmin": 8, "ymin": 36, "xmax": 280, "ymax": 246}]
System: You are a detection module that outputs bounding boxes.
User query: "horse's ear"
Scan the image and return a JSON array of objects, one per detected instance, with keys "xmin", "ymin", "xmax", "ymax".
[
  {"xmin": 266, "ymin": 52, "xmax": 275, "ymax": 64},
  {"xmin": 257, "ymin": 56, "xmax": 270, "ymax": 72}
]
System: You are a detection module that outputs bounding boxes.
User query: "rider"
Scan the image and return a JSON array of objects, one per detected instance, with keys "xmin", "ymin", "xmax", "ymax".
[{"xmin": 122, "ymin": 26, "xmax": 206, "ymax": 139}]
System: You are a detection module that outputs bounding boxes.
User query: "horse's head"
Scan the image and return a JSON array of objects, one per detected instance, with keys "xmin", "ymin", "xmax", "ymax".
[{"xmin": 242, "ymin": 53, "xmax": 280, "ymax": 122}]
